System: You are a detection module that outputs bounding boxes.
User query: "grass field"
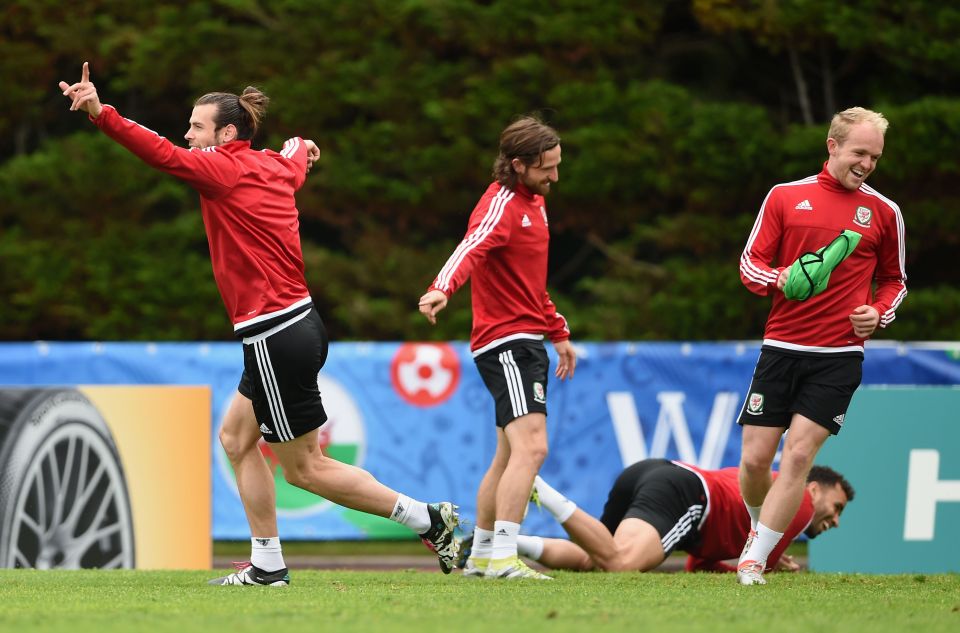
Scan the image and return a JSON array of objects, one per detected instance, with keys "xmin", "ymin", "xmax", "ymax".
[{"xmin": 1, "ymin": 569, "xmax": 957, "ymax": 633}]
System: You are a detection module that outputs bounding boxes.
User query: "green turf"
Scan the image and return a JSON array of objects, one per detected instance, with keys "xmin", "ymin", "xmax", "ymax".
[
  {"xmin": 211, "ymin": 539, "xmax": 808, "ymax": 558},
  {"xmin": 0, "ymin": 570, "xmax": 957, "ymax": 633},
  {"xmin": 213, "ymin": 538, "xmax": 433, "ymax": 557}
]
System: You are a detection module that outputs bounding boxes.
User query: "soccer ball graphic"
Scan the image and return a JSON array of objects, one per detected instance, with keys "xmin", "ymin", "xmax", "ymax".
[{"xmin": 390, "ymin": 343, "xmax": 461, "ymax": 407}]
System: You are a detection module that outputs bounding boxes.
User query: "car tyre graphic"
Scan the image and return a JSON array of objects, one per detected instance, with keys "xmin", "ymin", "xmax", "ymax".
[{"xmin": 0, "ymin": 389, "xmax": 135, "ymax": 568}]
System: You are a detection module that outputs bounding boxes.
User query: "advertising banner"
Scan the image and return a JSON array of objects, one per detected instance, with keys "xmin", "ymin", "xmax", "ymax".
[
  {"xmin": 1, "ymin": 341, "xmax": 958, "ymax": 542},
  {"xmin": 810, "ymin": 387, "xmax": 960, "ymax": 573},
  {"xmin": 0, "ymin": 386, "xmax": 210, "ymax": 569}
]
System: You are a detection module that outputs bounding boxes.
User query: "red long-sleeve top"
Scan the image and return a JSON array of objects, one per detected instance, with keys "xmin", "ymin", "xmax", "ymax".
[
  {"xmin": 429, "ymin": 181, "xmax": 570, "ymax": 354},
  {"xmin": 739, "ymin": 164, "xmax": 907, "ymax": 354},
  {"xmin": 92, "ymin": 105, "xmax": 312, "ymax": 336},
  {"xmin": 679, "ymin": 464, "xmax": 812, "ymax": 573}
]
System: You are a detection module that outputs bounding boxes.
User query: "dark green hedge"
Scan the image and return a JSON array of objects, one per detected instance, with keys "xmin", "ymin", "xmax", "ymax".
[{"xmin": 2, "ymin": 1, "xmax": 957, "ymax": 341}]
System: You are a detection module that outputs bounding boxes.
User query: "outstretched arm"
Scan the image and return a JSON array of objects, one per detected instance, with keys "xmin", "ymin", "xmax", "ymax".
[
  {"xmin": 57, "ymin": 62, "xmax": 236, "ymax": 197},
  {"xmin": 59, "ymin": 62, "xmax": 102, "ymax": 118}
]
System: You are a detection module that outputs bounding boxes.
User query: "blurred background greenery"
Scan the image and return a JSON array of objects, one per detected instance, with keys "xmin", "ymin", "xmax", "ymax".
[{"xmin": 1, "ymin": 0, "xmax": 957, "ymax": 342}]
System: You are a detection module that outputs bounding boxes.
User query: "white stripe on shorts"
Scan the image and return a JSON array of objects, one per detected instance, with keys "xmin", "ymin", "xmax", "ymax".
[
  {"xmin": 499, "ymin": 349, "xmax": 528, "ymax": 418},
  {"xmin": 254, "ymin": 338, "xmax": 293, "ymax": 441},
  {"xmin": 661, "ymin": 504, "xmax": 703, "ymax": 552}
]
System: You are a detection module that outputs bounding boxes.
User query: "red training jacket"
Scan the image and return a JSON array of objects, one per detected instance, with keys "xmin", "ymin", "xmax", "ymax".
[
  {"xmin": 92, "ymin": 105, "xmax": 312, "ymax": 336},
  {"xmin": 739, "ymin": 164, "xmax": 907, "ymax": 354},
  {"xmin": 428, "ymin": 181, "xmax": 570, "ymax": 354}
]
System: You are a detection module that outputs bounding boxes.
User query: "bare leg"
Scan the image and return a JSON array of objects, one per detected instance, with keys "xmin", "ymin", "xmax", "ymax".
[
  {"xmin": 541, "ymin": 512, "xmax": 664, "ymax": 572},
  {"xmin": 496, "ymin": 413, "xmax": 548, "ymax": 522},
  {"xmin": 219, "ymin": 392, "xmax": 277, "ymax": 536},
  {"xmin": 269, "ymin": 427, "xmax": 399, "ymax": 516},
  {"xmin": 758, "ymin": 415, "xmax": 830, "ymax": 531},
  {"xmin": 537, "ymin": 538, "xmax": 595, "ymax": 571},
  {"xmin": 556, "ymin": 508, "xmax": 618, "ymax": 568},
  {"xmin": 606, "ymin": 519, "xmax": 665, "ymax": 572},
  {"xmin": 475, "ymin": 428, "xmax": 510, "ymax": 530},
  {"xmin": 738, "ymin": 425, "xmax": 784, "ymax": 507}
]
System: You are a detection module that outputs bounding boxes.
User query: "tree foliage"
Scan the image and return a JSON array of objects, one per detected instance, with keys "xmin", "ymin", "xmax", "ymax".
[{"xmin": 1, "ymin": 1, "xmax": 957, "ymax": 341}]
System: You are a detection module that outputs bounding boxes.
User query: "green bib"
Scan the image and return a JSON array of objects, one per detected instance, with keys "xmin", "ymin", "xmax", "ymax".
[{"xmin": 783, "ymin": 229, "xmax": 862, "ymax": 301}]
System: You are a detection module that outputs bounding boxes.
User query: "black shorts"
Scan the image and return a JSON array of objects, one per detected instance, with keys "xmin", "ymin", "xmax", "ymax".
[
  {"xmin": 737, "ymin": 349, "xmax": 863, "ymax": 435},
  {"xmin": 599, "ymin": 459, "xmax": 707, "ymax": 555},
  {"xmin": 238, "ymin": 308, "xmax": 329, "ymax": 443},
  {"xmin": 474, "ymin": 338, "xmax": 549, "ymax": 428}
]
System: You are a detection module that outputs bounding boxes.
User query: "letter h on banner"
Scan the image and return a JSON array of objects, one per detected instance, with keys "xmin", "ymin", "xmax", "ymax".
[{"xmin": 904, "ymin": 449, "xmax": 960, "ymax": 540}]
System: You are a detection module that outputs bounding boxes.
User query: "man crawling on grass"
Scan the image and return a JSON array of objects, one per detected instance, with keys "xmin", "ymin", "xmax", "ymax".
[{"xmin": 460, "ymin": 459, "xmax": 852, "ymax": 575}]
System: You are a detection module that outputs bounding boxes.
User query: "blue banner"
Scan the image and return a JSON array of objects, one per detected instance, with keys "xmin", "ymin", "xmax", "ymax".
[{"xmin": 1, "ymin": 341, "xmax": 958, "ymax": 539}]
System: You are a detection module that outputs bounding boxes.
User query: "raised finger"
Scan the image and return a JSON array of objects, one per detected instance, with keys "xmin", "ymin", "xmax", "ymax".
[{"xmin": 82, "ymin": 61, "xmax": 89, "ymax": 84}]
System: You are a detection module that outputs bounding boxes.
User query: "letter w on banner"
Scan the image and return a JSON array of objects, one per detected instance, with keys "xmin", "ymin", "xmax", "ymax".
[{"xmin": 606, "ymin": 391, "xmax": 740, "ymax": 469}]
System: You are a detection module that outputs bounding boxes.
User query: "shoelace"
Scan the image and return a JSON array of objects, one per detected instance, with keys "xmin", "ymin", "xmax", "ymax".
[
  {"xmin": 738, "ymin": 560, "xmax": 764, "ymax": 574},
  {"xmin": 231, "ymin": 561, "xmax": 252, "ymax": 572}
]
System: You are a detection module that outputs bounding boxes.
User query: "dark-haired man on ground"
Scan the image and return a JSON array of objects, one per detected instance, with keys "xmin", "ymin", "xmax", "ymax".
[{"xmin": 482, "ymin": 460, "xmax": 852, "ymax": 574}]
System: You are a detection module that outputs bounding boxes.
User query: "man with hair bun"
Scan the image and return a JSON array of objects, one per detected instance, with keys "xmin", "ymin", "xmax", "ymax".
[
  {"xmin": 419, "ymin": 116, "xmax": 577, "ymax": 580},
  {"xmin": 60, "ymin": 62, "xmax": 460, "ymax": 586},
  {"xmin": 734, "ymin": 106, "xmax": 907, "ymax": 585}
]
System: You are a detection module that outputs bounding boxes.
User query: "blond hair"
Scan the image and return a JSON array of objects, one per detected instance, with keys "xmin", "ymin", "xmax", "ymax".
[{"xmin": 828, "ymin": 107, "xmax": 888, "ymax": 145}]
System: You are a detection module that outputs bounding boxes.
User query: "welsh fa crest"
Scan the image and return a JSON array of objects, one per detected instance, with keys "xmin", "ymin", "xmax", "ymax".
[
  {"xmin": 747, "ymin": 392, "xmax": 764, "ymax": 415},
  {"xmin": 854, "ymin": 206, "xmax": 872, "ymax": 228},
  {"xmin": 532, "ymin": 381, "xmax": 546, "ymax": 404}
]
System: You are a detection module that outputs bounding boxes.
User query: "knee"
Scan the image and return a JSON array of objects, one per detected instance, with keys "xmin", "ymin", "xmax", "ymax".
[
  {"xmin": 574, "ymin": 552, "xmax": 597, "ymax": 572},
  {"xmin": 219, "ymin": 426, "xmax": 258, "ymax": 463},
  {"xmin": 281, "ymin": 453, "xmax": 336, "ymax": 491},
  {"xmin": 527, "ymin": 441, "xmax": 548, "ymax": 468},
  {"xmin": 281, "ymin": 463, "xmax": 310, "ymax": 490},
  {"xmin": 524, "ymin": 427, "xmax": 549, "ymax": 466},
  {"xmin": 780, "ymin": 443, "xmax": 817, "ymax": 473},
  {"xmin": 508, "ymin": 434, "xmax": 548, "ymax": 467},
  {"xmin": 740, "ymin": 452, "xmax": 773, "ymax": 478},
  {"xmin": 594, "ymin": 555, "xmax": 621, "ymax": 572},
  {"xmin": 594, "ymin": 549, "xmax": 630, "ymax": 573}
]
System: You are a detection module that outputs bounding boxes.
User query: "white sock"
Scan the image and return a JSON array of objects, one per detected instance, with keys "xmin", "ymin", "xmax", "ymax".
[
  {"xmin": 491, "ymin": 520, "xmax": 521, "ymax": 561},
  {"xmin": 250, "ymin": 536, "xmax": 285, "ymax": 572},
  {"xmin": 745, "ymin": 502, "xmax": 763, "ymax": 530},
  {"xmin": 743, "ymin": 521, "xmax": 784, "ymax": 565},
  {"xmin": 516, "ymin": 535, "xmax": 544, "ymax": 561},
  {"xmin": 390, "ymin": 494, "xmax": 431, "ymax": 534},
  {"xmin": 472, "ymin": 527, "xmax": 494, "ymax": 559},
  {"xmin": 534, "ymin": 475, "xmax": 577, "ymax": 523}
]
